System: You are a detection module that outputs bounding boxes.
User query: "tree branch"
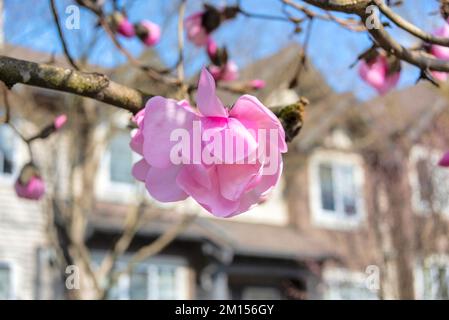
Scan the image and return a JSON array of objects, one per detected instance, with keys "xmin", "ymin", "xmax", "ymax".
[
  {"xmin": 360, "ymin": 11, "xmax": 449, "ymax": 72},
  {"xmin": 0, "ymin": 55, "xmax": 306, "ymax": 140},
  {"xmin": 373, "ymin": 0, "xmax": 449, "ymax": 47},
  {"xmin": 0, "ymin": 55, "xmax": 150, "ymax": 113},
  {"xmin": 49, "ymin": 0, "xmax": 80, "ymax": 70}
]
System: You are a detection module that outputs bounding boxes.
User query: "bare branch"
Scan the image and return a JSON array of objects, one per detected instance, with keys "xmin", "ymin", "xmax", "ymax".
[
  {"xmin": 0, "ymin": 56, "xmax": 306, "ymax": 140},
  {"xmin": 0, "ymin": 55, "xmax": 150, "ymax": 113},
  {"xmin": 373, "ymin": 0, "xmax": 449, "ymax": 47},
  {"xmin": 49, "ymin": 0, "xmax": 80, "ymax": 70}
]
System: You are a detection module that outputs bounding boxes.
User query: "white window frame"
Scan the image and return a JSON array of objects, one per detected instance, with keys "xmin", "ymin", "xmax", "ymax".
[
  {"xmin": 91, "ymin": 252, "xmax": 190, "ymax": 300},
  {"xmin": 96, "ymin": 130, "xmax": 139, "ymax": 203},
  {"xmin": 308, "ymin": 149, "xmax": 366, "ymax": 230},
  {"xmin": 415, "ymin": 255, "xmax": 449, "ymax": 300},
  {"xmin": 323, "ymin": 268, "xmax": 378, "ymax": 300},
  {"xmin": 0, "ymin": 260, "xmax": 16, "ymax": 300},
  {"xmin": 409, "ymin": 145, "xmax": 449, "ymax": 217}
]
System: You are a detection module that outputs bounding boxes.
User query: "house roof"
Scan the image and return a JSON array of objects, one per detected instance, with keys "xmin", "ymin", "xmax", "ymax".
[
  {"xmin": 90, "ymin": 202, "xmax": 335, "ymax": 262},
  {"xmin": 217, "ymin": 43, "xmax": 335, "ymax": 106}
]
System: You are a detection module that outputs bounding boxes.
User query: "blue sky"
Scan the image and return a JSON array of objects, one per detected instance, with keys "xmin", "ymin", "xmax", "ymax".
[{"xmin": 2, "ymin": 0, "xmax": 443, "ymax": 100}]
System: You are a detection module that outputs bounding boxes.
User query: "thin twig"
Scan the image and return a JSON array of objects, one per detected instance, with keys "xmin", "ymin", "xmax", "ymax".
[{"xmin": 49, "ymin": 0, "xmax": 80, "ymax": 70}]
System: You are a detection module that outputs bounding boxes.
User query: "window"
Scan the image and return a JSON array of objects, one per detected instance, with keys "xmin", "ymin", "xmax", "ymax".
[
  {"xmin": 0, "ymin": 263, "xmax": 12, "ymax": 300},
  {"xmin": 410, "ymin": 146, "xmax": 449, "ymax": 215},
  {"xmin": 416, "ymin": 256, "xmax": 449, "ymax": 300},
  {"xmin": 309, "ymin": 151, "xmax": 365, "ymax": 230},
  {"xmin": 109, "ymin": 132, "xmax": 134, "ymax": 184},
  {"xmin": 99, "ymin": 259, "xmax": 189, "ymax": 300},
  {"xmin": 242, "ymin": 287, "xmax": 281, "ymax": 300},
  {"xmin": 96, "ymin": 131, "xmax": 137, "ymax": 202},
  {"xmin": 323, "ymin": 268, "xmax": 378, "ymax": 300},
  {"xmin": 0, "ymin": 125, "xmax": 15, "ymax": 177}
]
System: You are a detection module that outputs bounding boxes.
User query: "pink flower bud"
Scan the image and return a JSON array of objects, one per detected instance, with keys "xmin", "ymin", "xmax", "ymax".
[
  {"xmin": 135, "ymin": 20, "xmax": 161, "ymax": 47},
  {"xmin": 209, "ymin": 60, "xmax": 239, "ymax": 82},
  {"xmin": 439, "ymin": 151, "xmax": 449, "ymax": 167},
  {"xmin": 117, "ymin": 18, "xmax": 135, "ymax": 38},
  {"xmin": 207, "ymin": 38, "xmax": 218, "ymax": 59},
  {"xmin": 431, "ymin": 24, "xmax": 449, "ymax": 60},
  {"xmin": 185, "ymin": 12, "xmax": 209, "ymax": 47},
  {"xmin": 249, "ymin": 79, "xmax": 266, "ymax": 90},
  {"xmin": 358, "ymin": 55, "xmax": 400, "ymax": 95},
  {"xmin": 14, "ymin": 164, "xmax": 45, "ymax": 200},
  {"xmin": 54, "ymin": 114, "xmax": 67, "ymax": 130}
]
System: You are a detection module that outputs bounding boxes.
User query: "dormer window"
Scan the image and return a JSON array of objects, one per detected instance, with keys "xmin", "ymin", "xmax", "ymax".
[{"xmin": 309, "ymin": 150, "xmax": 365, "ymax": 230}]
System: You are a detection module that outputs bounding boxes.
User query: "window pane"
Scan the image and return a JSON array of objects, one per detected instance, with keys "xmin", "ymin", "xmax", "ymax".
[
  {"xmin": 129, "ymin": 270, "xmax": 148, "ymax": 300},
  {"xmin": 109, "ymin": 133, "xmax": 133, "ymax": 184},
  {"xmin": 0, "ymin": 125, "xmax": 14, "ymax": 175},
  {"xmin": 0, "ymin": 265, "xmax": 11, "ymax": 300},
  {"xmin": 319, "ymin": 164, "xmax": 335, "ymax": 211},
  {"xmin": 157, "ymin": 267, "xmax": 177, "ymax": 299},
  {"xmin": 339, "ymin": 165, "xmax": 357, "ymax": 216}
]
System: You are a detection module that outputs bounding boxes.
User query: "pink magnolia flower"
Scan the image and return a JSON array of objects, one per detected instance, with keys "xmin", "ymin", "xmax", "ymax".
[
  {"xmin": 54, "ymin": 114, "xmax": 67, "ymax": 130},
  {"xmin": 249, "ymin": 79, "xmax": 266, "ymax": 90},
  {"xmin": 439, "ymin": 151, "xmax": 449, "ymax": 167},
  {"xmin": 14, "ymin": 164, "xmax": 45, "ymax": 200},
  {"xmin": 135, "ymin": 20, "xmax": 161, "ymax": 46},
  {"xmin": 130, "ymin": 69, "xmax": 287, "ymax": 217},
  {"xmin": 209, "ymin": 61, "xmax": 239, "ymax": 82},
  {"xmin": 358, "ymin": 55, "xmax": 400, "ymax": 95},
  {"xmin": 185, "ymin": 12, "xmax": 210, "ymax": 47},
  {"xmin": 430, "ymin": 24, "xmax": 449, "ymax": 60}
]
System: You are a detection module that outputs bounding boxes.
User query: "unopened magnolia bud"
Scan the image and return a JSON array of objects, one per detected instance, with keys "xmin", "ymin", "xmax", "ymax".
[
  {"xmin": 14, "ymin": 163, "xmax": 45, "ymax": 200},
  {"xmin": 207, "ymin": 38, "xmax": 218, "ymax": 59},
  {"xmin": 135, "ymin": 20, "xmax": 161, "ymax": 46},
  {"xmin": 54, "ymin": 114, "xmax": 67, "ymax": 130},
  {"xmin": 439, "ymin": 151, "xmax": 449, "ymax": 167},
  {"xmin": 111, "ymin": 12, "xmax": 135, "ymax": 38},
  {"xmin": 249, "ymin": 79, "xmax": 266, "ymax": 90}
]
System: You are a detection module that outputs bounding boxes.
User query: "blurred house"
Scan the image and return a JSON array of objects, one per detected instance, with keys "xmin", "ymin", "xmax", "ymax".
[{"xmin": 1, "ymin": 42, "xmax": 449, "ymax": 300}]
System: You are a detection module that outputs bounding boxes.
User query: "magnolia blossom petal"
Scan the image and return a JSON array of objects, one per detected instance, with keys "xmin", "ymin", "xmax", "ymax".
[
  {"xmin": 132, "ymin": 159, "xmax": 150, "ymax": 182},
  {"xmin": 177, "ymin": 165, "xmax": 240, "ymax": 217},
  {"xmin": 196, "ymin": 68, "xmax": 227, "ymax": 118},
  {"xmin": 230, "ymin": 95, "xmax": 287, "ymax": 153},
  {"xmin": 377, "ymin": 72, "xmax": 400, "ymax": 95},
  {"xmin": 143, "ymin": 96, "xmax": 197, "ymax": 168},
  {"xmin": 201, "ymin": 117, "xmax": 258, "ymax": 164},
  {"xmin": 235, "ymin": 155, "xmax": 283, "ymax": 214},
  {"xmin": 439, "ymin": 151, "xmax": 449, "ymax": 167},
  {"xmin": 145, "ymin": 165, "xmax": 188, "ymax": 202},
  {"xmin": 216, "ymin": 163, "xmax": 263, "ymax": 201},
  {"xmin": 358, "ymin": 58, "xmax": 387, "ymax": 90}
]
